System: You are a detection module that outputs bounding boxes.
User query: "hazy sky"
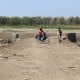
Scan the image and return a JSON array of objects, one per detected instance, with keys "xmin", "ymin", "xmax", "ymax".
[{"xmin": 0, "ymin": 0, "xmax": 80, "ymax": 17}]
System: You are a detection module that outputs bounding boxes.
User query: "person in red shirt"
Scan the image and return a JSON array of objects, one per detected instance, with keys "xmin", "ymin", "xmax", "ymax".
[
  {"xmin": 36, "ymin": 26, "xmax": 46, "ymax": 41},
  {"xmin": 38, "ymin": 26, "xmax": 43, "ymax": 35}
]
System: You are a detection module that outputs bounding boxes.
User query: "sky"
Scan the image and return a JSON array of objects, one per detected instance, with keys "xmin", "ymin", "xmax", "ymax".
[{"xmin": 0, "ymin": 0, "xmax": 80, "ymax": 17}]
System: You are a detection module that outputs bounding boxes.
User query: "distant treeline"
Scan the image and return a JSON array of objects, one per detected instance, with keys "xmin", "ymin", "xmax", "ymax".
[{"xmin": 0, "ymin": 16, "xmax": 80, "ymax": 27}]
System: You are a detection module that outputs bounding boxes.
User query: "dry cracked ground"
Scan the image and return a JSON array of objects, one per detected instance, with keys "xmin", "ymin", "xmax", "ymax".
[{"xmin": 0, "ymin": 29, "xmax": 80, "ymax": 80}]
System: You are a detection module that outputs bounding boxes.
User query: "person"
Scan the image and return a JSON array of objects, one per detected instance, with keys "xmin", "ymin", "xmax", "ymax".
[
  {"xmin": 36, "ymin": 26, "xmax": 47, "ymax": 41},
  {"xmin": 58, "ymin": 27, "xmax": 62, "ymax": 42}
]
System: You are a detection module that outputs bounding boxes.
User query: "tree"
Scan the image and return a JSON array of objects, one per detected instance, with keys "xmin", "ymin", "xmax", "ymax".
[
  {"xmin": 67, "ymin": 17, "xmax": 75, "ymax": 25},
  {"xmin": 21, "ymin": 17, "xmax": 29, "ymax": 25},
  {"xmin": 9, "ymin": 17, "xmax": 21, "ymax": 26},
  {"xmin": 75, "ymin": 16, "xmax": 80, "ymax": 25},
  {"xmin": 59, "ymin": 17, "xmax": 66, "ymax": 25}
]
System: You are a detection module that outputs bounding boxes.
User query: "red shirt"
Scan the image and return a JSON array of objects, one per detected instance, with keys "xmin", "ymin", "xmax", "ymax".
[{"xmin": 37, "ymin": 30, "xmax": 43, "ymax": 35}]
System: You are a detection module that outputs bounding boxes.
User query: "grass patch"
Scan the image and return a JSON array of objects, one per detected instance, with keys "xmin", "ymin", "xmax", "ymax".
[{"xmin": 0, "ymin": 25, "xmax": 80, "ymax": 30}]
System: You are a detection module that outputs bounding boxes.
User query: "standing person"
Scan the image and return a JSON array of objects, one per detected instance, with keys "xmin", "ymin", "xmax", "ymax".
[{"xmin": 58, "ymin": 27, "xmax": 62, "ymax": 43}]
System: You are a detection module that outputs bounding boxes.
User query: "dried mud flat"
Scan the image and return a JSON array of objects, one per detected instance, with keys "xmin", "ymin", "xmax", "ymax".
[{"xmin": 0, "ymin": 29, "xmax": 80, "ymax": 80}]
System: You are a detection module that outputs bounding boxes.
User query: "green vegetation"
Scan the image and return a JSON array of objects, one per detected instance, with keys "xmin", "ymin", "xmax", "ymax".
[
  {"xmin": 0, "ymin": 16, "xmax": 80, "ymax": 29},
  {"xmin": 0, "ymin": 25, "xmax": 80, "ymax": 30}
]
